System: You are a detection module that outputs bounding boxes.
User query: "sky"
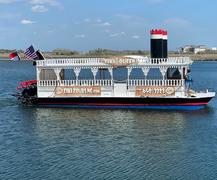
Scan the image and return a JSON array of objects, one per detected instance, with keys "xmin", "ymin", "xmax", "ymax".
[{"xmin": 0, "ymin": 0, "xmax": 217, "ymax": 51}]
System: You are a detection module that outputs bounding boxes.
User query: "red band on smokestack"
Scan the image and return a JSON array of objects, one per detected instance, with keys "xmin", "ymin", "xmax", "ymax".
[
  {"xmin": 150, "ymin": 29, "xmax": 168, "ymax": 35},
  {"xmin": 151, "ymin": 29, "xmax": 163, "ymax": 35},
  {"xmin": 162, "ymin": 30, "xmax": 168, "ymax": 40},
  {"xmin": 151, "ymin": 29, "xmax": 163, "ymax": 39},
  {"xmin": 162, "ymin": 30, "xmax": 168, "ymax": 36}
]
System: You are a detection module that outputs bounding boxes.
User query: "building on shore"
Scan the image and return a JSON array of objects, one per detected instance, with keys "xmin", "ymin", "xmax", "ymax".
[{"xmin": 180, "ymin": 45, "xmax": 207, "ymax": 54}]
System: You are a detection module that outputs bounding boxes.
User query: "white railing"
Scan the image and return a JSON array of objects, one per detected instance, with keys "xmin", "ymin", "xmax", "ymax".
[
  {"xmin": 38, "ymin": 79, "xmax": 184, "ymax": 87},
  {"xmin": 37, "ymin": 58, "xmax": 102, "ymax": 66},
  {"xmin": 38, "ymin": 80, "xmax": 113, "ymax": 87},
  {"xmin": 37, "ymin": 57, "xmax": 192, "ymax": 67},
  {"xmin": 127, "ymin": 79, "xmax": 184, "ymax": 87},
  {"xmin": 144, "ymin": 57, "xmax": 192, "ymax": 65}
]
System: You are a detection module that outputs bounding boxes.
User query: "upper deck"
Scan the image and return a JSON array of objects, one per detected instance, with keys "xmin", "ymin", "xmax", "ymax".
[
  {"xmin": 36, "ymin": 56, "xmax": 192, "ymax": 98},
  {"xmin": 36, "ymin": 57, "xmax": 192, "ymax": 68}
]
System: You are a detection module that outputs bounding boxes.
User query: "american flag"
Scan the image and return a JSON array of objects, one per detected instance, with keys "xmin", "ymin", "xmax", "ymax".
[{"xmin": 24, "ymin": 45, "xmax": 38, "ymax": 60}]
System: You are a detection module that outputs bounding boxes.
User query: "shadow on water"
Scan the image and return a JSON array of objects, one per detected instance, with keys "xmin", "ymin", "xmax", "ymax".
[
  {"xmin": 16, "ymin": 104, "xmax": 216, "ymax": 153},
  {"xmin": 16, "ymin": 103, "xmax": 216, "ymax": 124},
  {"xmin": 17, "ymin": 105, "xmax": 215, "ymax": 121}
]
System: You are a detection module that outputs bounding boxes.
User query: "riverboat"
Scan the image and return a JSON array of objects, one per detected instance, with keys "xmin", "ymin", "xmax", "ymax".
[{"xmin": 16, "ymin": 29, "xmax": 215, "ymax": 110}]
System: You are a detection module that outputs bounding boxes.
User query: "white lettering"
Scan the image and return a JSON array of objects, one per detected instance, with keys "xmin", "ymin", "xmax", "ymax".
[
  {"xmin": 138, "ymin": 86, "xmax": 176, "ymax": 96},
  {"xmin": 56, "ymin": 86, "xmax": 101, "ymax": 96}
]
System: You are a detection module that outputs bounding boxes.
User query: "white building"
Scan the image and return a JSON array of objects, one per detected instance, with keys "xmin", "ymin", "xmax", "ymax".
[
  {"xmin": 181, "ymin": 45, "xmax": 194, "ymax": 53},
  {"xmin": 194, "ymin": 45, "xmax": 207, "ymax": 54},
  {"xmin": 181, "ymin": 45, "xmax": 207, "ymax": 54}
]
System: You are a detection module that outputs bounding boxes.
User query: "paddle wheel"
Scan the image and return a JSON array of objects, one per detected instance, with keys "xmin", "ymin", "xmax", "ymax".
[{"xmin": 15, "ymin": 80, "xmax": 37, "ymax": 105}]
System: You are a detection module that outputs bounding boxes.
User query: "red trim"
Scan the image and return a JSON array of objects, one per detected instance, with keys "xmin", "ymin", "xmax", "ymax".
[
  {"xmin": 162, "ymin": 30, "xmax": 168, "ymax": 36},
  {"xmin": 151, "ymin": 29, "xmax": 168, "ymax": 36},
  {"xmin": 151, "ymin": 29, "xmax": 163, "ymax": 35},
  {"xmin": 17, "ymin": 80, "xmax": 37, "ymax": 90}
]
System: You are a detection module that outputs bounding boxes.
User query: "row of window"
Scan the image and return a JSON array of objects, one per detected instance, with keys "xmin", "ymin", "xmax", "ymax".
[{"xmin": 39, "ymin": 68, "xmax": 182, "ymax": 81}]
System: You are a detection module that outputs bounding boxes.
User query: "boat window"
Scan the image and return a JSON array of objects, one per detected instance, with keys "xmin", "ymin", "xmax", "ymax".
[
  {"xmin": 146, "ymin": 68, "xmax": 162, "ymax": 79},
  {"xmin": 96, "ymin": 69, "xmax": 111, "ymax": 80},
  {"xmin": 40, "ymin": 69, "xmax": 57, "ymax": 80},
  {"xmin": 63, "ymin": 69, "xmax": 75, "ymax": 80},
  {"xmin": 129, "ymin": 68, "xmax": 145, "ymax": 80},
  {"xmin": 79, "ymin": 69, "xmax": 93, "ymax": 80},
  {"xmin": 113, "ymin": 67, "xmax": 127, "ymax": 82},
  {"xmin": 167, "ymin": 68, "xmax": 181, "ymax": 79}
]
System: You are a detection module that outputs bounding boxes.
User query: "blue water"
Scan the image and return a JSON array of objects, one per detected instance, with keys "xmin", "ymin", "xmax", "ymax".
[{"xmin": 0, "ymin": 60, "xmax": 217, "ymax": 179}]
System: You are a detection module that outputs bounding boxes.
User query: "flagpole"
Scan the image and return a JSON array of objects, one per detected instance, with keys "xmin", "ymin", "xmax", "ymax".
[
  {"xmin": 38, "ymin": 50, "xmax": 46, "ymax": 60},
  {"xmin": 17, "ymin": 53, "xmax": 21, "ymax": 61}
]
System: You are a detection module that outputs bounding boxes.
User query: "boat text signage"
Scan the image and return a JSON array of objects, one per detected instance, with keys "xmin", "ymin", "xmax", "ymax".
[
  {"xmin": 102, "ymin": 58, "xmax": 138, "ymax": 67},
  {"xmin": 55, "ymin": 86, "xmax": 101, "ymax": 96},
  {"xmin": 136, "ymin": 86, "xmax": 176, "ymax": 97}
]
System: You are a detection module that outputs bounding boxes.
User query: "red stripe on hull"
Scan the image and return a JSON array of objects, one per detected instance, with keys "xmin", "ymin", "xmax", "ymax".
[{"xmin": 39, "ymin": 102, "xmax": 208, "ymax": 106}]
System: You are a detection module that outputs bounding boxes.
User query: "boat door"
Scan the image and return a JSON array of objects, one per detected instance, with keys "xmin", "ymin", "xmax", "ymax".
[{"xmin": 114, "ymin": 83, "xmax": 127, "ymax": 97}]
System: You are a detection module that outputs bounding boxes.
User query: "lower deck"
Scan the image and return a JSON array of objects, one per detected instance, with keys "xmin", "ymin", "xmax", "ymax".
[{"xmin": 37, "ymin": 79, "xmax": 186, "ymax": 98}]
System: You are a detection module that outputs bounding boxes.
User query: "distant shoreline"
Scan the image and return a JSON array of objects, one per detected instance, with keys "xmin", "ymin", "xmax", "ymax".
[
  {"xmin": 1, "ymin": 52, "xmax": 217, "ymax": 61},
  {"xmin": 183, "ymin": 54, "xmax": 217, "ymax": 61}
]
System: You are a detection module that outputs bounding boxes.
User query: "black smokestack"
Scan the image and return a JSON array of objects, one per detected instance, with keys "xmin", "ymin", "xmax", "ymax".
[
  {"xmin": 150, "ymin": 29, "xmax": 163, "ymax": 58},
  {"xmin": 162, "ymin": 30, "xmax": 168, "ymax": 58}
]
